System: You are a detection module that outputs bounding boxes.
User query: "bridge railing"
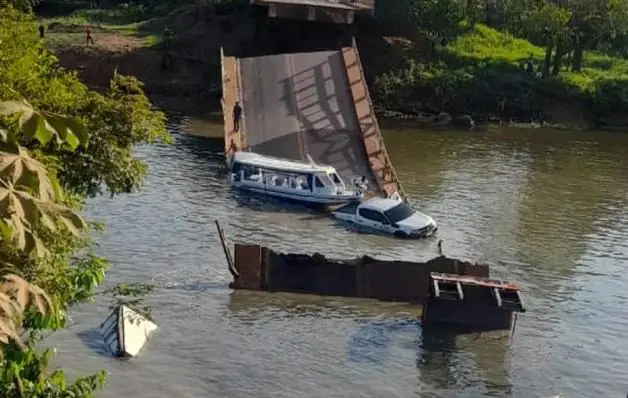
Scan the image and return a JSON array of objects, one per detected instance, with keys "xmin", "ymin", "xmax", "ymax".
[
  {"xmin": 220, "ymin": 47, "xmax": 244, "ymax": 160},
  {"xmin": 220, "ymin": 46, "xmax": 228, "ymax": 160},
  {"xmin": 350, "ymin": 37, "xmax": 408, "ymax": 202},
  {"xmin": 220, "ymin": 46, "xmax": 226, "ymax": 114}
]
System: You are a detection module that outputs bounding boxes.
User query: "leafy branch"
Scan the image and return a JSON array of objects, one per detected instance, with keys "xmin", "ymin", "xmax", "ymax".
[
  {"xmin": 0, "ymin": 100, "xmax": 87, "ymax": 258},
  {"xmin": 0, "ymin": 100, "xmax": 89, "ymax": 357}
]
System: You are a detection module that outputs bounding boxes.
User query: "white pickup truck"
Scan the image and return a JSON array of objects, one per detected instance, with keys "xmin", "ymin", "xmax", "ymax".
[{"xmin": 331, "ymin": 197, "xmax": 437, "ymax": 239}]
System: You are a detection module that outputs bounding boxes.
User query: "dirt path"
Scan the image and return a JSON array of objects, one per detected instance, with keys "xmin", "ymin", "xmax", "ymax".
[
  {"xmin": 47, "ymin": 24, "xmax": 218, "ymax": 114},
  {"xmin": 51, "ymin": 31, "xmax": 180, "ymax": 89},
  {"xmin": 89, "ymin": 32, "xmax": 144, "ymax": 52}
]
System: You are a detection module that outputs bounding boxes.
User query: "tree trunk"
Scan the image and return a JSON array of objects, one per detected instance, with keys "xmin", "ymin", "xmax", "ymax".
[
  {"xmin": 551, "ymin": 42, "xmax": 564, "ymax": 76},
  {"xmin": 571, "ymin": 44, "xmax": 584, "ymax": 72},
  {"xmin": 543, "ymin": 42, "xmax": 553, "ymax": 79},
  {"xmin": 467, "ymin": 0, "xmax": 477, "ymax": 27}
]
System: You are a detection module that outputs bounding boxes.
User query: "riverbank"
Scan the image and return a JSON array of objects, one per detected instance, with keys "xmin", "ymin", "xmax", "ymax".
[
  {"xmin": 362, "ymin": 22, "xmax": 628, "ymax": 131},
  {"xmin": 38, "ymin": 3, "xmax": 628, "ymax": 130}
]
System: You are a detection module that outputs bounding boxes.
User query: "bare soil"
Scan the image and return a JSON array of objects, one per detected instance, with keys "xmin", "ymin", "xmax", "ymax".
[{"xmin": 50, "ymin": 31, "xmax": 216, "ymax": 115}]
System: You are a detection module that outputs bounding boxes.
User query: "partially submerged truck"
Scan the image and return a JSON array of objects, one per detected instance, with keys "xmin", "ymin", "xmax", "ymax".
[{"xmin": 331, "ymin": 197, "xmax": 437, "ymax": 239}]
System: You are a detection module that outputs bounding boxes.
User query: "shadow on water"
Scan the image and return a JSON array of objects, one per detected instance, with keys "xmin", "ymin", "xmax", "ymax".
[
  {"xmin": 230, "ymin": 188, "xmax": 330, "ymax": 217},
  {"xmin": 172, "ymin": 132, "xmax": 226, "ymax": 165},
  {"xmin": 165, "ymin": 112, "xmax": 226, "ymax": 164},
  {"xmin": 348, "ymin": 318, "xmax": 420, "ymax": 367},
  {"xmin": 77, "ymin": 327, "xmax": 112, "ymax": 358},
  {"xmin": 226, "ymin": 289, "xmax": 421, "ymax": 319},
  {"xmin": 226, "ymin": 289, "xmax": 512, "ymax": 395}
]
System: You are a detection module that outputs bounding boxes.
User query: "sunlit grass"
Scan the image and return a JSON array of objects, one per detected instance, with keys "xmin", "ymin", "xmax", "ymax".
[
  {"xmin": 445, "ymin": 24, "xmax": 628, "ymax": 94},
  {"xmin": 39, "ymin": 7, "xmax": 161, "ymax": 51},
  {"xmin": 448, "ymin": 24, "xmax": 545, "ymax": 63}
]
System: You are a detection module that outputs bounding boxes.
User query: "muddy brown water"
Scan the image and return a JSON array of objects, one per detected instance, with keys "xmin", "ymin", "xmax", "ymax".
[{"xmin": 48, "ymin": 118, "xmax": 628, "ymax": 398}]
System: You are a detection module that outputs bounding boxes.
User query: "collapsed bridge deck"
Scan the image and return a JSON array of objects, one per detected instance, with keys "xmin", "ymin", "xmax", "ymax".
[{"xmin": 222, "ymin": 38, "xmax": 405, "ymax": 199}]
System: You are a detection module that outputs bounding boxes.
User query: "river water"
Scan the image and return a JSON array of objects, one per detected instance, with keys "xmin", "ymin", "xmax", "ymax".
[{"xmin": 48, "ymin": 117, "xmax": 628, "ymax": 398}]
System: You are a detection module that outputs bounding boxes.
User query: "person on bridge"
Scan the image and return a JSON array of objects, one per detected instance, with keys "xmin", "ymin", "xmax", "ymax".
[
  {"xmin": 232, "ymin": 101, "xmax": 243, "ymax": 132},
  {"xmin": 354, "ymin": 176, "xmax": 368, "ymax": 196}
]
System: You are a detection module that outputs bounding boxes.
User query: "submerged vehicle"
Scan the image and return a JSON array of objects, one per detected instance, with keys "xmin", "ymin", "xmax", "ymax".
[
  {"xmin": 228, "ymin": 151, "xmax": 364, "ymax": 205},
  {"xmin": 332, "ymin": 197, "xmax": 437, "ymax": 238}
]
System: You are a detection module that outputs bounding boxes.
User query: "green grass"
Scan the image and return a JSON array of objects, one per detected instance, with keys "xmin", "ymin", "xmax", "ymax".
[
  {"xmin": 445, "ymin": 24, "xmax": 628, "ymax": 94},
  {"xmin": 448, "ymin": 24, "xmax": 545, "ymax": 63},
  {"xmin": 38, "ymin": 6, "xmax": 162, "ymax": 50}
]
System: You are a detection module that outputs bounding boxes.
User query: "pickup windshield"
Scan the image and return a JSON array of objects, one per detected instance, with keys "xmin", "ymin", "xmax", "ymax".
[{"xmin": 384, "ymin": 203, "xmax": 414, "ymax": 223}]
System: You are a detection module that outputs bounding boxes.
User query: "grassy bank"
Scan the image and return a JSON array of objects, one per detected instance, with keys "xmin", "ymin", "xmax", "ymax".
[
  {"xmin": 366, "ymin": 23, "xmax": 628, "ymax": 130},
  {"xmin": 38, "ymin": 3, "xmax": 628, "ymax": 130}
]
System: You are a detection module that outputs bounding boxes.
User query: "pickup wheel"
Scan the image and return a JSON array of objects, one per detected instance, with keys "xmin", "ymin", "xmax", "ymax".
[{"xmin": 394, "ymin": 231, "xmax": 408, "ymax": 239}]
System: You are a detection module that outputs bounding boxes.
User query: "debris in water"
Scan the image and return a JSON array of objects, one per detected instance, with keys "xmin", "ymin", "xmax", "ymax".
[{"xmin": 100, "ymin": 305, "xmax": 158, "ymax": 358}]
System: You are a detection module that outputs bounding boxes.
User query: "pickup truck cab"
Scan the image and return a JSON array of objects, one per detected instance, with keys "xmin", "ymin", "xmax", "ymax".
[{"xmin": 332, "ymin": 197, "xmax": 437, "ymax": 238}]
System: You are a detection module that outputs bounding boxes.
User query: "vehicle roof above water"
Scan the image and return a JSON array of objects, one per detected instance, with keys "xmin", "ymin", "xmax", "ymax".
[
  {"xmin": 360, "ymin": 197, "xmax": 411, "ymax": 212},
  {"xmin": 232, "ymin": 151, "xmax": 336, "ymax": 174}
]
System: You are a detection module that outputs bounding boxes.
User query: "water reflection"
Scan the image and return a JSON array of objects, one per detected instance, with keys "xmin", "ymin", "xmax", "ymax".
[
  {"xmin": 226, "ymin": 290, "xmax": 421, "ymax": 319},
  {"xmin": 418, "ymin": 329, "xmax": 512, "ymax": 397},
  {"xmin": 515, "ymin": 134, "xmax": 628, "ymax": 272},
  {"xmin": 348, "ymin": 318, "xmax": 419, "ymax": 367},
  {"xmin": 227, "ymin": 289, "xmax": 512, "ymax": 397},
  {"xmin": 172, "ymin": 132, "xmax": 224, "ymax": 159},
  {"xmin": 77, "ymin": 328, "xmax": 111, "ymax": 357},
  {"xmin": 230, "ymin": 188, "xmax": 331, "ymax": 216}
]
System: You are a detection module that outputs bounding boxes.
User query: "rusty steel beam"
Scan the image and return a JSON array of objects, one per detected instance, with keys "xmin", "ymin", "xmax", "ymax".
[
  {"xmin": 341, "ymin": 40, "xmax": 407, "ymax": 201},
  {"xmin": 221, "ymin": 47, "xmax": 244, "ymax": 162},
  {"xmin": 251, "ymin": 0, "xmax": 374, "ymax": 12}
]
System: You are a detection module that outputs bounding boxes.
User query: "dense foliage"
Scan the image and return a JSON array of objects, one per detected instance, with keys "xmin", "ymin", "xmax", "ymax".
[
  {"xmin": 369, "ymin": 0, "xmax": 628, "ymax": 126},
  {"xmin": 36, "ymin": 0, "xmax": 628, "ymax": 126},
  {"xmin": 0, "ymin": 4, "xmax": 168, "ymax": 397}
]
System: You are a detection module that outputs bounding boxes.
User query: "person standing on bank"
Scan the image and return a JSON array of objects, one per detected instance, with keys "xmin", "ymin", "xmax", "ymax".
[
  {"xmin": 85, "ymin": 25, "xmax": 94, "ymax": 46},
  {"xmin": 497, "ymin": 92, "xmax": 507, "ymax": 125},
  {"xmin": 232, "ymin": 101, "xmax": 243, "ymax": 132},
  {"xmin": 38, "ymin": 24, "xmax": 45, "ymax": 39}
]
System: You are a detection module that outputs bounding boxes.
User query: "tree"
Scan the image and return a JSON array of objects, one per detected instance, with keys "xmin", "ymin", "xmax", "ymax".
[
  {"xmin": 520, "ymin": 2, "xmax": 571, "ymax": 78},
  {"xmin": 0, "ymin": 7, "xmax": 169, "ymax": 199},
  {"xmin": 0, "ymin": 100, "xmax": 86, "ymax": 256},
  {"xmin": 0, "ymin": 4, "xmax": 168, "ymax": 397},
  {"xmin": 0, "ymin": 0, "xmax": 39, "ymax": 12},
  {"xmin": 375, "ymin": 0, "xmax": 464, "ymax": 39},
  {"xmin": 0, "ymin": 100, "xmax": 107, "ymax": 397},
  {"xmin": 564, "ymin": 0, "xmax": 628, "ymax": 71}
]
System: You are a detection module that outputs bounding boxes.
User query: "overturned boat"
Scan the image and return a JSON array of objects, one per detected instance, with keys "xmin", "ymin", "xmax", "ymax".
[
  {"xmin": 228, "ymin": 151, "xmax": 364, "ymax": 205},
  {"xmin": 100, "ymin": 305, "xmax": 158, "ymax": 358}
]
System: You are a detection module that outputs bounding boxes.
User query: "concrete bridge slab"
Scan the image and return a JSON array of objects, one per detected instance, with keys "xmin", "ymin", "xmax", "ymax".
[{"xmin": 238, "ymin": 50, "xmax": 373, "ymax": 184}]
